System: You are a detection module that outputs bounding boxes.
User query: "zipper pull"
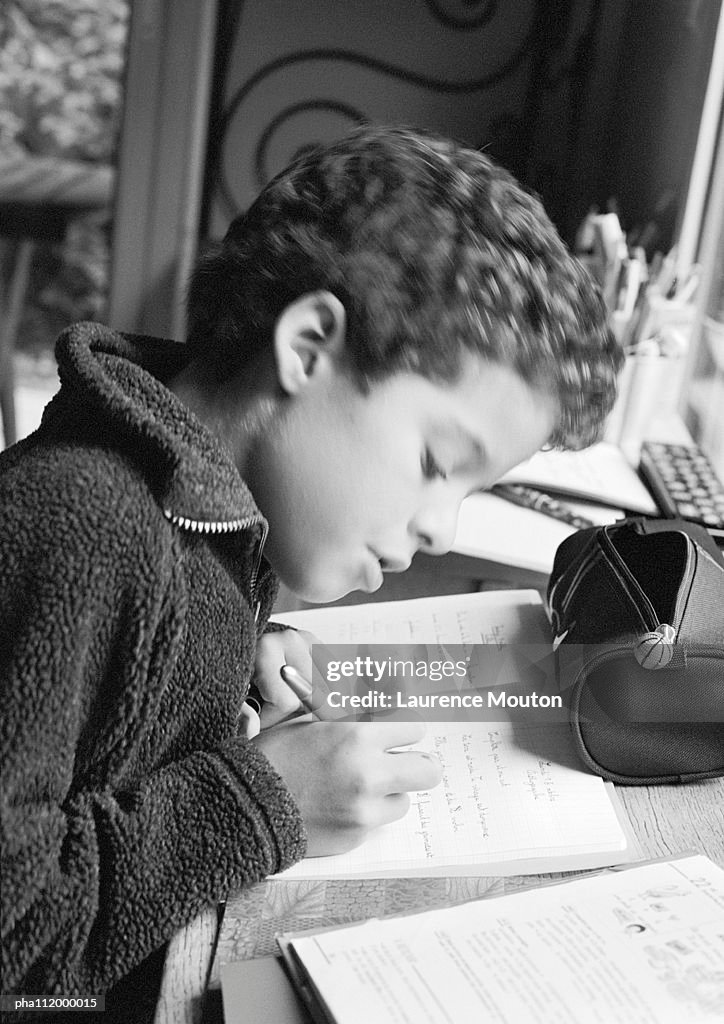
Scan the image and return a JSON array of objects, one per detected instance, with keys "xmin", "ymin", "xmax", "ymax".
[{"xmin": 633, "ymin": 623, "xmax": 676, "ymax": 669}]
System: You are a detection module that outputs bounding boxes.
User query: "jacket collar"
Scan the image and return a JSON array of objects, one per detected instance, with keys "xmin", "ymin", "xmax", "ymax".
[{"xmin": 49, "ymin": 321, "xmax": 265, "ymax": 531}]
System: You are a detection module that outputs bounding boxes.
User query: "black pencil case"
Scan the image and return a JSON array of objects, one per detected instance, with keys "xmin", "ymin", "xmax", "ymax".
[{"xmin": 547, "ymin": 517, "xmax": 724, "ymax": 784}]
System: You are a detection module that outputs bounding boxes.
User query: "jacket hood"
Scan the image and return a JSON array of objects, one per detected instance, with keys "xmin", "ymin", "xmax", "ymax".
[{"xmin": 44, "ymin": 320, "xmax": 263, "ymax": 529}]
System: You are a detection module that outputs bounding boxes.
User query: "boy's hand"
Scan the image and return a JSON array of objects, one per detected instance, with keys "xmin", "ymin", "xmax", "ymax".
[
  {"xmin": 253, "ymin": 627, "xmax": 319, "ymax": 728},
  {"xmin": 253, "ymin": 720, "xmax": 442, "ymax": 856}
]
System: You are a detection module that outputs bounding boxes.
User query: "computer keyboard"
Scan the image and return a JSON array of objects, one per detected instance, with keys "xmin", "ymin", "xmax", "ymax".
[{"xmin": 639, "ymin": 442, "xmax": 724, "ymax": 534}]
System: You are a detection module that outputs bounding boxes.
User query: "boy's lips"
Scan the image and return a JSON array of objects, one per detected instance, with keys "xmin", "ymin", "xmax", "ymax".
[
  {"xmin": 376, "ymin": 551, "xmax": 412, "ymax": 574},
  {"xmin": 362, "ymin": 550, "xmax": 412, "ymax": 591}
]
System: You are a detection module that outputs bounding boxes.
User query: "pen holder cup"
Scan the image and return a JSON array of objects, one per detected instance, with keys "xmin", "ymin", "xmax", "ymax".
[{"xmin": 604, "ymin": 337, "xmax": 687, "ymax": 459}]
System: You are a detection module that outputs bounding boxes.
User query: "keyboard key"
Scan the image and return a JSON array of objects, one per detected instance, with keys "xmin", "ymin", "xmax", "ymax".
[{"xmin": 639, "ymin": 442, "xmax": 724, "ymax": 531}]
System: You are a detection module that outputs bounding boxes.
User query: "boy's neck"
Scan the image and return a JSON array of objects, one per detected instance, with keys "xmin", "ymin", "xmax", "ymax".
[{"xmin": 167, "ymin": 355, "xmax": 279, "ymax": 477}]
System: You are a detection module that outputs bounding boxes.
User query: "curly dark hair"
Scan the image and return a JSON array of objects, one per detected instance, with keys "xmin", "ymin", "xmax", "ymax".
[{"xmin": 186, "ymin": 125, "xmax": 623, "ymax": 448}]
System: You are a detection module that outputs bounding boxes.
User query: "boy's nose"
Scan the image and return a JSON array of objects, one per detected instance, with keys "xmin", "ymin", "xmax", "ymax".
[{"xmin": 411, "ymin": 499, "xmax": 460, "ymax": 556}]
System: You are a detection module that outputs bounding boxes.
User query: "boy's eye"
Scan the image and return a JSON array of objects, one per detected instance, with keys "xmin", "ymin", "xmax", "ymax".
[{"xmin": 422, "ymin": 450, "xmax": 448, "ymax": 481}]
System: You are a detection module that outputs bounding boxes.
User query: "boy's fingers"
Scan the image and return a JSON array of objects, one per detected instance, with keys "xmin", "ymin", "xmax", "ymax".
[
  {"xmin": 383, "ymin": 749, "xmax": 443, "ymax": 794},
  {"xmin": 255, "ymin": 632, "xmax": 320, "ymax": 726},
  {"xmin": 367, "ymin": 720, "xmax": 427, "ymax": 749},
  {"xmin": 256, "ymin": 676, "xmax": 304, "ymax": 728},
  {"xmin": 378, "ymin": 791, "xmax": 412, "ymax": 826},
  {"xmin": 293, "ymin": 687, "xmax": 350, "ymax": 722},
  {"xmin": 309, "ymin": 638, "xmax": 338, "ymax": 676},
  {"xmin": 239, "ymin": 701, "xmax": 261, "ymax": 738},
  {"xmin": 255, "ymin": 649, "xmax": 300, "ymax": 710}
]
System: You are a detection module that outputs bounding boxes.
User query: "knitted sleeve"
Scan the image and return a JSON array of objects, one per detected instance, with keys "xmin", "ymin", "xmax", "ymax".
[{"xmin": 0, "ymin": 456, "xmax": 305, "ymax": 996}]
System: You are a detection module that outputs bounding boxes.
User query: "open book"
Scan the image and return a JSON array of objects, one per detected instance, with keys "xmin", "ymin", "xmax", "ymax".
[
  {"xmin": 269, "ymin": 591, "xmax": 635, "ymax": 878},
  {"xmin": 275, "ymin": 854, "xmax": 724, "ymax": 1024},
  {"xmin": 497, "ymin": 441, "xmax": 658, "ymax": 513}
]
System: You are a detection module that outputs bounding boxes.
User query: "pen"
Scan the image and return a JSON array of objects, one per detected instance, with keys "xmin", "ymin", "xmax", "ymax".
[
  {"xmin": 280, "ymin": 663, "xmax": 317, "ymax": 715},
  {"xmin": 491, "ymin": 483, "xmax": 595, "ymax": 530},
  {"xmin": 279, "ymin": 664, "xmax": 407, "ymax": 724}
]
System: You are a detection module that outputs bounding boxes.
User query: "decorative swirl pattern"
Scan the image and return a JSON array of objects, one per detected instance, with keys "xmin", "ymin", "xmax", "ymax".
[
  {"xmin": 204, "ymin": 0, "xmax": 602, "ymax": 233},
  {"xmin": 424, "ymin": 0, "xmax": 497, "ymax": 31},
  {"xmin": 213, "ymin": 27, "xmax": 538, "ymax": 218},
  {"xmin": 254, "ymin": 100, "xmax": 368, "ymax": 188}
]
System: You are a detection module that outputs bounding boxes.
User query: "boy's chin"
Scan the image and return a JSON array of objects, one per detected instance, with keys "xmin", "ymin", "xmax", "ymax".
[
  {"xmin": 290, "ymin": 582, "xmax": 354, "ymax": 605},
  {"xmin": 278, "ymin": 557, "xmax": 381, "ymax": 605},
  {"xmin": 280, "ymin": 572, "xmax": 353, "ymax": 606},
  {"xmin": 286, "ymin": 570, "xmax": 381, "ymax": 605}
]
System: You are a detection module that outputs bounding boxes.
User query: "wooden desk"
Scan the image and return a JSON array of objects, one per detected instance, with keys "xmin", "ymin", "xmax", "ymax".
[{"xmin": 154, "ymin": 779, "xmax": 724, "ymax": 1024}]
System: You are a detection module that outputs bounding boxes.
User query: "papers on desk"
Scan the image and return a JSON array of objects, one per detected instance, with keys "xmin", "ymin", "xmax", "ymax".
[
  {"xmin": 454, "ymin": 491, "xmax": 619, "ymax": 576},
  {"xmin": 499, "ymin": 441, "xmax": 658, "ymax": 514},
  {"xmin": 271, "ymin": 592, "xmax": 636, "ymax": 879},
  {"xmin": 274, "ymin": 718, "xmax": 631, "ymax": 879},
  {"xmin": 451, "ymin": 442, "xmax": 653, "ymax": 578},
  {"xmin": 277, "ymin": 854, "xmax": 724, "ymax": 1024},
  {"xmin": 271, "ymin": 588, "xmax": 548, "ymax": 647}
]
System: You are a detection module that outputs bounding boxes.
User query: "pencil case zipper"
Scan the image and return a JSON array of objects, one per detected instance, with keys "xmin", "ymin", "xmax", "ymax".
[
  {"xmin": 549, "ymin": 543, "xmax": 601, "ymax": 617},
  {"xmin": 558, "ymin": 525, "xmax": 698, "ymax": 637},
  {"xmin": 597, "ymin": 526, "xmax": 659, "ymax": 632}
]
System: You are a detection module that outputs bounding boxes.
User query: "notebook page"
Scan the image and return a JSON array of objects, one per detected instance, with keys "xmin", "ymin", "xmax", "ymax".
[
  {"xmin": 275, "ymin": 720, "xmax": 628, "ymax": 879},
  {"xmin": 283, "ymin": 855, "xmax": 724, "ymax": 1024},
  {"xmin": 271, "ymin": 589, "xmax": 549, "ymax": 646},
  {"xmin": 498, "ymin": 441, "xmax": 658, "ymax": 513},
  {"xmin": 270, "ymin": 592, "xmax": 631, "ymax": 878}
]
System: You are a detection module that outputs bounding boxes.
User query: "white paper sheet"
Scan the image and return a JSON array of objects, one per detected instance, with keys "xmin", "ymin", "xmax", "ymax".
[
  {"xmin": 274, "ymin": 720, "xmax": 629, "ymax": 879},
  {"xmin": 271, "ymin": 592, "xmax": 632, "ymax": 879},
  {"xmin": 453, "ymin": 492, "xmax": 620, "ymax": 576},
  {"xmin": 272, "ymin": 589, "xmax": 548, "ymax": 647},
  {"xmin": 498, "ymin": 441, "xmax": 658, "ymax": 513},
  {"xmin": 282, "ymin": 855, "xmax": 724, "ymax": 1024}
]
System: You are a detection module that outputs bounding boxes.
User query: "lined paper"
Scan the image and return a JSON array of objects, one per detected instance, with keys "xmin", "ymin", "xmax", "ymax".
[
  {"xmin": 272, "ymin": 589, "xmax": 549, "ymax": 647},
  {"xmin": 275, "ymin": 720, "xmax": 628, "ymax": 879},
  {"xmin": 270, "ymin": 592, "xmax": 633, "ymax": 878}
]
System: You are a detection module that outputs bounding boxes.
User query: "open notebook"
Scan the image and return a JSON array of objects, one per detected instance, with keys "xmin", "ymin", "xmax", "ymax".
[
  {"xmin": 497, "ymin": 441, "xmax": 658, "ymax": 513},
  {"xmin": 269, "ymin": 591, "xmax": 636, "ymax": 877}
]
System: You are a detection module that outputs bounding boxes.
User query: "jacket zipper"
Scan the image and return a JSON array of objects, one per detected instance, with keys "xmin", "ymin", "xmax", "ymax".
[
  {"xmin": 163, "ymin": 511, "xmax": 262, "ymax": 534},
  {"xmin": 163, "ymin": 509, "xmax": 269, "ymax": 617},
  {"xmin": 249, "ymin": 522, "xmax": 270, "ymax": 619}
]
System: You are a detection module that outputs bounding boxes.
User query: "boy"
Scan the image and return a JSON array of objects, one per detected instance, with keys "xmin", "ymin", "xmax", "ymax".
[{"xmin": 0, "ymin": 126, "xmax": 622, "ymax": 1007}]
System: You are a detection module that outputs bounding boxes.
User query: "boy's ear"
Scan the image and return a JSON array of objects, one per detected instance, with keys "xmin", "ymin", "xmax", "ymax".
[{"xmin": 273, "ymin": 291, "xmax": 347, "ymax": 395}]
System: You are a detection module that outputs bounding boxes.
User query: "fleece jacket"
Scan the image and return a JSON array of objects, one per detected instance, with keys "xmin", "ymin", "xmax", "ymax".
[{"xmin": 0, "ymin": 321, "xmax": 306, "ymax": 996}]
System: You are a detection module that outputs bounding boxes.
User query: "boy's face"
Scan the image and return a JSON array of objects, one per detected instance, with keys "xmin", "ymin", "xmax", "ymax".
[{"xmin": 246, "ymin": 349, "xmax": 557, "ymax": 604}]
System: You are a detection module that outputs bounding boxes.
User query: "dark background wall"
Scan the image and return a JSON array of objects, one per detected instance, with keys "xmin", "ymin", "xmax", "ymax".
[
  {"xmin": 599, "ymin": 0, "xmax": 721, "ymax": 254},
  {"xmin": 201, "ymin": 0, "xmax": 720, "ymax": 251}
]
